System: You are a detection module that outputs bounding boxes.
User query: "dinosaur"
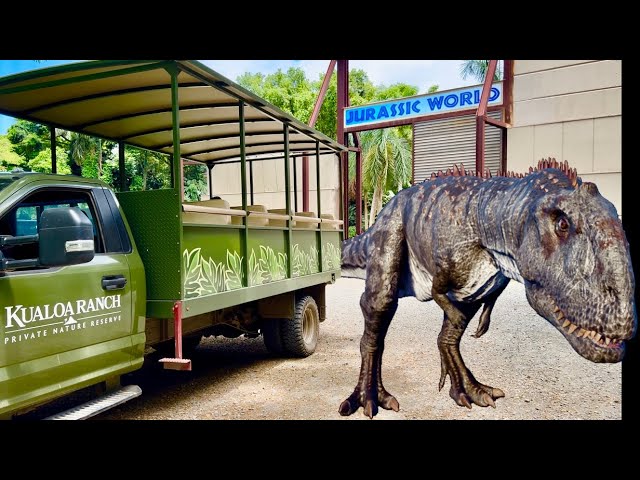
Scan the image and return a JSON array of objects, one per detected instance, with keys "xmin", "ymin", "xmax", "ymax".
[{"xmin": 338, "ymin": 158, "xmax": 636, "ymax": 418}]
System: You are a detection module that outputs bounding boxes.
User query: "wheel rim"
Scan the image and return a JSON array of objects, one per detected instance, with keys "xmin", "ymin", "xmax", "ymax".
[{"xmin": 302, "ymin": 307, "xmax": 316, "ymax": 345}]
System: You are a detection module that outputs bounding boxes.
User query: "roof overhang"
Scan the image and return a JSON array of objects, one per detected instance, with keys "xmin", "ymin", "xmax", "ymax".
[{"xmin": 0, "ymin": 60, "xmax": 347, "ymax": 164}]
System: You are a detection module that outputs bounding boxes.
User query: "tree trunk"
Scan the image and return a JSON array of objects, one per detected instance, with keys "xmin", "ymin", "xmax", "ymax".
[
  {"xmin": 369, "ymin": 183, "xmax": 383, "ymax": 226},
  {"xmin": 97, "ymin": 139, "xmax": 103, "ymax": 177},
  {"xmin": 363, "ymin": 195, "xmax": 369, "ymax": 230},
  {"xmin": 142, "ymin": 152, "xmax": 148, "ymax": 190}
]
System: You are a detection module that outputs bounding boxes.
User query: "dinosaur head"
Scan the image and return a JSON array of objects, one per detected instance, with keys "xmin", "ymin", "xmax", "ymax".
[{"xmin": 516, "ymin": 174, "xmax": 636, "ymax": 363}]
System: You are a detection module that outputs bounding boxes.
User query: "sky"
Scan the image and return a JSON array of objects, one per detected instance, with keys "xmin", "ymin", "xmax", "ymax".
[{"xmin": 0, "ymin": 59, "xmax": 478, "ymax": 134}]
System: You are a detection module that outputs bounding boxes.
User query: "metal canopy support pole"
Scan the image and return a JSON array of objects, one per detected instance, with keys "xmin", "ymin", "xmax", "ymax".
[
  {"xmin": 302, "ymin": 155, "xmax": 309, "ymax": 212},
  {"xmin": 304, "ymin": 60, "xmax": 337, "ymax": 212},
  {"xmin": 353, "ymin": 132, "xmax": 362, "ymax": 235},
  {"xmin": 118, "ymin": 142, "xmax": 126, "ymax": 191},
  {"xmin": 293, "ymin": 154, "xmax": 298, "ymax": 212},
  {"xmin": 337, "ymin": 152, "xmax": 344, "ymax": 241},
  {"xmin": 49, "ymin": 126, "xmax": 57, "ymax": 174},
  {"xmin": 475, "ymin": 60, "xmax": 498, "ymax": 175},
  {"xmin": 239, "ymin": 101, "xmax": 249, "ymax": 287},
  {"xmin": 502, "ymin": 59, "xmax": 514, "ymax": 171},
  {"xmin": 316, "ymin": 141, "xmax": 323, "ymax": 272},
  {"xmin": 284, "ymin": 125, "xmax": 292, "ymax": 279},
  {"xmin": 249, "ymin": 159, "xmax": 254, "ymax": 205},
  {"xmin": 161, "ymin": 63, "xmax": 191, "ymax": 371},
  {"xmin": 337, "ymin": 59, "xmax": 349, "ymax": 238},
  {"xmin": 170, "ymin": 67, "xmax": 182, "ymax": 192},
  {"xmin": 208, "ymin": 164, "xmax": 214, "ymax": 198}
]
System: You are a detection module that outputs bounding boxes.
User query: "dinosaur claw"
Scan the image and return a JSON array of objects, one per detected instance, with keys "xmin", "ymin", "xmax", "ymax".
[
  {"xmin": 363, "ymin": 400, "xmax": 377, "ymax": 419},
  {"xmin": 380, "ymin": 395, "xmax": 400, "ymax": 412},
  {"xmin": 458, "ymin": 394, "xmax": 472, "ymax": 409},
  {"xmin": 485, "ymin": 395, "xmax": 496, "ymax": 408},
  {"xmin": 492, "ymin": 388, "xmax": 505, "ymax": 399},
  {"xmin": 338, "ymin": 400, "xmax": 353, "ymax": 416}
]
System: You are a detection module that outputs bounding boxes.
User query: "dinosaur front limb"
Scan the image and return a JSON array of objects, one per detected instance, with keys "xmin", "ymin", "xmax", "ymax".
[
  {"xmin": 472, "ymin": 280, "xmax": 508, "ymax": 338},
  {"xmin": 433, "ymin": 292, "xmax": 505, "ymax": 408}
]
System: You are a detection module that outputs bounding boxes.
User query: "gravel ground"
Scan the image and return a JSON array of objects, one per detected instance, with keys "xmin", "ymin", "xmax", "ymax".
[{"xmin": 91, "ymin": 278, "xmax": 621, "ymax": 421}]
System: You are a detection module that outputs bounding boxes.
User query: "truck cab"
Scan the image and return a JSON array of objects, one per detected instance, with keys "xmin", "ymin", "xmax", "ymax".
[{"xmin": 0, "ymin": 172, "xmax": 146, "ymax": 418}]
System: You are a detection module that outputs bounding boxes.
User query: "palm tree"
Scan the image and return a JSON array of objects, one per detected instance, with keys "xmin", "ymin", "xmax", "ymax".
[
  {"xmin": 360, "ymin": 128, "xmax": 411, "ymax": 226},
  {"xmin": 67, "ymin": 132, "xmax": 97, "ymax": 176},
  {"xmin": 460, "ymin": 60, "xmax": 503, "ymax": 83}
]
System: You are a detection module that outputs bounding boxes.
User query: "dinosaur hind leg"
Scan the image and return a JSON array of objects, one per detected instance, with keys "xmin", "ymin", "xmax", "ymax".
[
  {"xmin": 339, "ymin": 230, "xmax": 404, "ymax": 419},
  {"xmin": 433, "ymin": 293, "xmax": 505, "ymax": 408}
]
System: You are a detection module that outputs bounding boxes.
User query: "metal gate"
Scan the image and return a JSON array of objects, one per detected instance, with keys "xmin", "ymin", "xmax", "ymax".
[{"xmin": 413, "ymin": 110, "xmax": 503, "ymax": 183}]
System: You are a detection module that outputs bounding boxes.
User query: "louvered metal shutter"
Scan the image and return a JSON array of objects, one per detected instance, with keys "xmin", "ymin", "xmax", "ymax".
[{"xmin": 412, "ymin": 110, "xmax": 503, "ymax": 184}]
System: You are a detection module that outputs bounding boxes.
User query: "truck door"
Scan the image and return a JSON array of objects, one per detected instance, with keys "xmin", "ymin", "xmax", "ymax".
[{"xmin": 0, "ymin": 185, "xmax": 135, "ymax": 412}]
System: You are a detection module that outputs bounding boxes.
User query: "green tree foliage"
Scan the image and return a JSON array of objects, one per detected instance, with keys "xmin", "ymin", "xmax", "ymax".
[
  {"xmin": 1, "ymin": 119, "xmax": 180, "ymax": 193},
  {"xmin": 183, "ymin": 163, "xmax": 208, "ymax": 201},
  {"xmin": 0, "ymin": 135, "xmax": 23, "ymax": 170},
  {"xmin": 237, "ymin": 65, "xmax": 436, "ymax": 231},
  {"xmin": 361, "ymin": 128, "xmax": 411, "ymax": 225},
  {"xmin": 6, "ymin": 120, "xmax": 49, "ymax": 162},
  {"xmin": 28, "ymin": 146, "xmax": 71, "ymax": 174},
  {"xmin": 460, "ymin": 60, "xmax": 502, "ymax": 82}
]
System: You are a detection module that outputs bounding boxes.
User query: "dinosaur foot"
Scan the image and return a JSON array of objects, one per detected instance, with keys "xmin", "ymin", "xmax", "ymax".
[
  {"xmin": 448, "ymin": 381, "xmax": 505, "ymax": 409},
  {"xmin": 338, "ymin": 388, "xmax": 400, "ymax": 418},
  {"xmin": 439, "ymin": 358, "xmax": 505, "ymax": 409}
]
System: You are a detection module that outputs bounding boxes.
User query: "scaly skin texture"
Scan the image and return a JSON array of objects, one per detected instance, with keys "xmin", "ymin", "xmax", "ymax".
[{"xmin": 338, "ymin": 163, "xmax": 636, "ymax": 418}]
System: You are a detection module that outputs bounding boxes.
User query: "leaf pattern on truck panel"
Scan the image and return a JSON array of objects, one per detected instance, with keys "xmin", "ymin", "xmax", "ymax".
[
  {"xmin": 182, "ymin": 247, "xmax": 244, "ymax": 298},
  {"xmin": 258, "ymin": 245, "xmax": 287, "ymax": 282},
  {"xmin": 184, "ymin": 242, "xmax": 328, "ymax": 296},
  {"xmin": 292, "ymin": 244, "xmax": 319, "ymax": 277},
  {"xmin": 249, "ymin": 249, "xmax": 265, "ymax": 286},
  {"xmin": 322, "ymin": 242, "xmax": 341, "ymax": 271},
  {"xmin": 225, "ymin": 250, "xmax": 244, "ymax": 290}
]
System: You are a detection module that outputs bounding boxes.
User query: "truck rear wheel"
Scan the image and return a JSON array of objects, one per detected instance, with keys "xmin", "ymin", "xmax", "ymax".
[{"xmin": 281, "ymin": 295, "xmax": 319, "ymax": 357}]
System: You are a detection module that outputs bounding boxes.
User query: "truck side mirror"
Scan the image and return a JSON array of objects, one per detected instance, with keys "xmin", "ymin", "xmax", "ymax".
[{"xmin": 39, "ymin": 207, "xmax": 95, "ymax": 266}]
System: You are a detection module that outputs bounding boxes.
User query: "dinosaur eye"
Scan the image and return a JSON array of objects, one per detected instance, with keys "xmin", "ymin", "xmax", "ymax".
[{"xmin": 556, "ymin": 217, "xmax": 570, "ymax": 235}]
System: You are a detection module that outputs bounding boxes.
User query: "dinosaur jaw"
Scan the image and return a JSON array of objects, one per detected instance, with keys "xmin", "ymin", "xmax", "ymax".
[
  {"xmin": 550, "ymin": 305, "xmax": 625, "ymax": 362},
  {"xmin": 525, "ymin": 282, "xmax": 627, "ymax": 363}
]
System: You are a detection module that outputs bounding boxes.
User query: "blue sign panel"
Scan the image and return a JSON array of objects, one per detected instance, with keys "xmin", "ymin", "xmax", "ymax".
[{"xmin": 344, "ymin": 82, "xmax": 503, "ymax": 129}]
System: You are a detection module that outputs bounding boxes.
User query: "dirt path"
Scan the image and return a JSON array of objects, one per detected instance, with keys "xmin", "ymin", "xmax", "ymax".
[{"xmin": 93, "ymin": 278, "xmax": 621, "ymax": 420}]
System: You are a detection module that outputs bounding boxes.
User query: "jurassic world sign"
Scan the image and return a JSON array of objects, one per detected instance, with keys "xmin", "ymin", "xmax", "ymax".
[{"xmin": 344, "ymin": 82, "xmax": 503, "ymax": 130}]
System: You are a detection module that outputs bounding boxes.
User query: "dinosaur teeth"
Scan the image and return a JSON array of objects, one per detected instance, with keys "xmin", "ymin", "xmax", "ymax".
[
  {"xmin": 595, "ymin": 333, "xmax": 602, "ymax": 342},
  {"xmin": 577, "ymin": 328, "xmax": 586, "ymax": 338},
  {"xmin": 605, "ymin": 337, "xmax": 611, "ymax": 345},
  {"xmin": 553, "ymin": 306, "xmax": 561, "ymax": 313},
  {"xmin": 568, "ymin": 324, "xmax": 578, "ymax": 334},
  {"xmin": 589, "ymin": 331, "xmax": 596, "ymax": 339},
  {"xmin": 562, "ymin": 320, "xmax": 571, "ymax": 328}
]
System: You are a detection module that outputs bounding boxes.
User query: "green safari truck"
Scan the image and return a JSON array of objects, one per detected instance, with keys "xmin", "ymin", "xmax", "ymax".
[{"xmin": 0, "ymin": 60, "xmax": 346, "ymax": 419}]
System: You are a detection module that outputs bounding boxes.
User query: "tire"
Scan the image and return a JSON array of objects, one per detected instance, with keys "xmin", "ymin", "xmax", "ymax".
[
  {"xmin": 281, "ymin": 295, "xmax": 319, "ymax": 358},
  {"xmin": 262, "ymin": 318, "xmax": 285, "ymax": 355}
]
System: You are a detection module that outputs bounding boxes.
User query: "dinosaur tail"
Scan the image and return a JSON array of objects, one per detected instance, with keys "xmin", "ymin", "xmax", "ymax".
[{"xmin": 340, "ymin": 230, "xmax": 371, "ymax": 280}]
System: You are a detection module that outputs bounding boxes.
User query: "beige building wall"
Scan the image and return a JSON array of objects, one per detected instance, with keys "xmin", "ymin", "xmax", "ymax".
[
  {"xmin": 507, "ymin": 60, "xmax": 622, "ymax": 214},
  {"xmin": 209, "ymin": 153, "xmax": 342, "ymax": 219}
]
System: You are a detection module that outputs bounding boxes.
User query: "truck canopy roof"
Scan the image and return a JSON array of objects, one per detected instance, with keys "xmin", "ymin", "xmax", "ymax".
[{"xmin": 0, "ymin": 60, "xmax": 347, "ymax": 164}]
